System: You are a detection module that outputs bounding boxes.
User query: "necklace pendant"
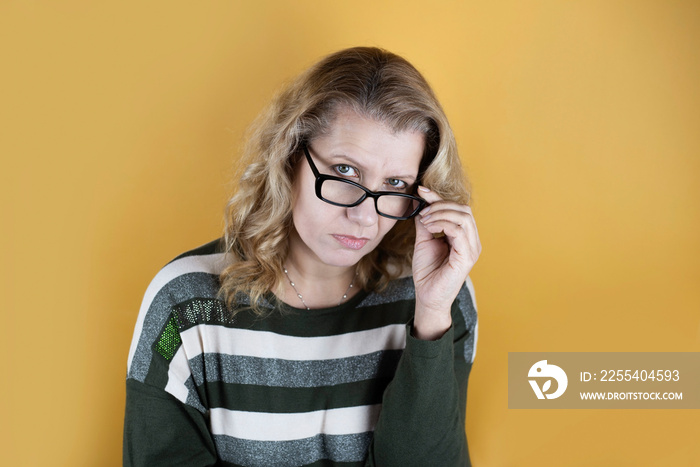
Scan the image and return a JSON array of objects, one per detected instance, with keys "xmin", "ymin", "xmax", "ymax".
[{"xmin": 283, "ymin": 266, "xmax": 357, "ymax": 310}]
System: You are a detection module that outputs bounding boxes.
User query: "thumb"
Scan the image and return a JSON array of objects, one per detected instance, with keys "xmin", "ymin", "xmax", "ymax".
[
  {"xmin": 414, "ymin": 186, "xmax": 441, "ymax": 244},
  {"xmin": 414, "ymin": 210, "xmax": 434, "ymax": 244}
]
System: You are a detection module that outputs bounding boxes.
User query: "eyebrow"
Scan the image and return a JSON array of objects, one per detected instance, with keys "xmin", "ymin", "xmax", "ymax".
[{"xmin": 326, "ymin": 153, "xmax": 418, "ymax": 182}]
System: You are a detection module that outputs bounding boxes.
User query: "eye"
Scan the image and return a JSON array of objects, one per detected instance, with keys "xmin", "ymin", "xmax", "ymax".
[
  {"xmin": 333, "ymin": 165, "xmax": 358, "ymax": 178},
  {"xmin": 386, "ymin": 178, "xmax": 408, "ymax": 190}
]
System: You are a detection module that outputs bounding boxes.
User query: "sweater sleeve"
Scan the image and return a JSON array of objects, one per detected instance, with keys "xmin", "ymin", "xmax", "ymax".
[
  {"xmin": 364, "ymin": 281, "xmax": 477, "ymax": 467},
  {"xmin": 123, "ymin": 378, "xmax": 219, "ymax": 467},
  {"xmin": 123, "ymin": 245, "xmax": 225, "ymax": 467}
]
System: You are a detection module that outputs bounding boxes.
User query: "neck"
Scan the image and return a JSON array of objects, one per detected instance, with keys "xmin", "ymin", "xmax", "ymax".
[{"xmin": 283, "ymin": 233, "xmax": 359, "ymax": 309}]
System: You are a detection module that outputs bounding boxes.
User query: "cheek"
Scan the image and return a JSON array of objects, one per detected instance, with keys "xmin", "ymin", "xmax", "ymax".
[
  {"xmin": 376, "ymin": 217, "xmax": 399, "ymax": 239},
  {"xmin": 291, "ymin": 182, "xmax": 335, "ymax": 231},
  {"xmin": 291, "ymin": 171, "xmax": 302, "ymax": 207},
  {"xmin": 291, "ymin": 172, "xmax": 315, "ymax": 219}
]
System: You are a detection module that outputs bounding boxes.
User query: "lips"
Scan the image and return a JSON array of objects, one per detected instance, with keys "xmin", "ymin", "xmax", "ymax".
[{"xmin": 333, "ymin": 235, "xmax": 370, "ymax": 250}]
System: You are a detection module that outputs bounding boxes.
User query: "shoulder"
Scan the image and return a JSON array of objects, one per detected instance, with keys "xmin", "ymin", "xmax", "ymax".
[
  {"xmin": 138, "ymin": 238, "xmax": 228, "ymax": 312},
  {"xmin": 359, "ymin": 275, "xmax": 477, "ymax": 309},
  {"xmin": 458, "ymin": 276, "xmax": 479, "ymax": 363},
  {"xmin": 359, "ymin": 275, "xmax": 479, "ymax": 363},
  {"xmin": 358, "ymin": 275, "xmax": 477, "ymax": 319},
  {"xmin": 147, "ymin": 238, "xmax": 227, "ymax": 299},
  {"xmin": 357, "ymin": 276, "xmax": 416, "ymax": 308},
  {"xmin": 456, "ymin": 276, "xmax": 478, "ymax": 336},
  {"xmin": 164, "ymin": 237, "xmax": 228, "ymax": 273},
  {"xmin": 126, "ymin": 238, "xmax": 228, "ymax": 379}
]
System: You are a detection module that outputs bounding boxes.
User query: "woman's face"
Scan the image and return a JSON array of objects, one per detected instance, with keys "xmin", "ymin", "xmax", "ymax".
[{"xmin": 290, "ymin": 108, "xmax": 425, "ymax": 271}]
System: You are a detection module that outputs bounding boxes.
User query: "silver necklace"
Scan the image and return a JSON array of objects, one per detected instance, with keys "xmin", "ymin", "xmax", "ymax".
[{"xmin": 283, "ymin": 267, "xmax": 357, "ymax": 310}]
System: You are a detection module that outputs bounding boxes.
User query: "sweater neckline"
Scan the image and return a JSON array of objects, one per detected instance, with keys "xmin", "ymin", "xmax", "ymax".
[{"xmin": 272, "ymin": 288, "xmax": 371, "ymax": 315}]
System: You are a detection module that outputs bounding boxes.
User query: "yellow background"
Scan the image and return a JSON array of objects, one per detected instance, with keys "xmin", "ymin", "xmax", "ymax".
[{"xmin": 1, "ymin": 1, "xmax": 698, "ymax": 465}]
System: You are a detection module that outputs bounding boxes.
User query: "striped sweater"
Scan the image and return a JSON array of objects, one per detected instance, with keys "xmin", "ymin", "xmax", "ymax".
[{"xmin": 124, "ymin": 239, "xmax": 478, "ymax": 467}]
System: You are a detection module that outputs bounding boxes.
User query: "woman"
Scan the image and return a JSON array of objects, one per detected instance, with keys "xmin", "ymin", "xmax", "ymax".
[{"xmin": 124, "ymin": 47, "xmax": 481, "ymax": 467}]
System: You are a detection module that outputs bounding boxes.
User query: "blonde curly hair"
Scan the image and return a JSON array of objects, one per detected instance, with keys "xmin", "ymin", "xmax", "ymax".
[{"xmin": 219, "ymin": 46, "xmax": 470, "ymax": 316}]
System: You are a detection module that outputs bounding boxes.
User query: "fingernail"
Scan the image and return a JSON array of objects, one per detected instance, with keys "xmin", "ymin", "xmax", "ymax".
[
  {"xmin": 420, "ymin": 214, "xmax": 432, "ymax": 223},
  {"xmin": 420, "ymin": 206, "xmax": 431, "ymax": 216},
  {"xmin": 418, "ymin": 186, "xmax": 430, "ymax": 192}
]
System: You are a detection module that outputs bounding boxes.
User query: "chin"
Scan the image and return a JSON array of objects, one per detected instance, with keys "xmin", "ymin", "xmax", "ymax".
[{"xmin": 317, "ymin": 248, "xmax": 369, "ymax": 269}]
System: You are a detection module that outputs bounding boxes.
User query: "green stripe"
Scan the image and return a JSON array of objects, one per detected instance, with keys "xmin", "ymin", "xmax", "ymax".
[
  {"xmin": 167, "ymin": 238, "xmax": 224, "ymax": 265},
  {"xmin": 172, "ymin": 296, "xmax": 415, "ymax": 337},
  {"xmin": 198, "ymin": 378, "xmax": 393, "ymax": 413}
]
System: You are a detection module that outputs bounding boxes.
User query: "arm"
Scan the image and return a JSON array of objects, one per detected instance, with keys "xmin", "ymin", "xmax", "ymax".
[
  {"xmin": 364, "ymin": 283, "xmax": 476, "ymax": 467},
  {"xmin": 124, "ymin": 292, "xmax": 219, "ymax": 466},
  {"xmin": 363, "ymin": 185, "xmax": 481, "ymax": 466},
  {"xmin": 123, "ymin": 379, "xmax": 218, "ymax": 467}
]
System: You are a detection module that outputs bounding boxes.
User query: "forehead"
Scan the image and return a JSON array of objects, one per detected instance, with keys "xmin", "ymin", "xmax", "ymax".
[{"xmin": 311, "ymin": 109, "xmax": 425, "ymax": 175}]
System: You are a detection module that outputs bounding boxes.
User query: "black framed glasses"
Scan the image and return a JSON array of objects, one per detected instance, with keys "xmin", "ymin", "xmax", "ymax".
[{"xmin": 303, "ymin": 145, "xmax": 427, "ymax": 220}]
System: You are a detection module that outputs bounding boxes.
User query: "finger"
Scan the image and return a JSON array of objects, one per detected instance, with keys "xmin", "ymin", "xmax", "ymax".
[
  {"xmin": 450, "ymin": 210, "xmax": 480, "ymax": 255},
  {"xmin": 416, "ymin": 186, "xmax": 444, "ymax": 205},
  {"xmin": 422, "ymin": 219, "xmax": 476, "ymax": 263},
  {"xmin": 419, "ymin": 208, "xmax": 471, "ymax": 229},
  {"xmin": 420, "ymin": 205, "xmax": 477, "ymax": 245},
  {"xmin": 466, "ymin": 214, "xmax": 481, "ymax": 254},
  {"xmin": 414, "ymin": 187, "xmax": 445, "ymax": 243},
  {"xmin": 416, "ymin": 186, "xmax": 479, "ymax": 247},
  {"xmin": 417, "ymin": 189, "xmax": 473, "ymax": 217},
  {"xmin": 423, "ymin": 207, "xmax": 481, "ymax": 256},
  {"xmin": 414, "ymin": 210, "xmax": 435, "ymax": 244}
]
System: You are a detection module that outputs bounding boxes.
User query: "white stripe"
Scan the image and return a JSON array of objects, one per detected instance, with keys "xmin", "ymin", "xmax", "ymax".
[
  {"xmin": 209, "ymin": 404, "xmax": 381, "ymax": 441},
  {"xmin": 164, "ymin": 346, "xmax": 191, "ymax": 403},
  {"xmin": 466, "ymin": 276, "xmax": 478, "ymax": 362},
  {"xmin": 126, "ymin": 251, "xmax": 228, "ymax": 372},
  {"xmin": 180, "ymin": 324, "xmax": 407, "ymax": 361}
]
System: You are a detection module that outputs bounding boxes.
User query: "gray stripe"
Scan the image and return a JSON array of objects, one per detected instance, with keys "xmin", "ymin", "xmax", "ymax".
[
  {"xmin": 189, "ymin": 350, "xmax": 403, "ymax": 388},
  {"xmin": 184, "ymin": 375, "xmax": 206, "ymax": 413},
  {"xmin": 456, "ymin": 283, "xmax": 478, "ymax": 363},
  {"xmin": 357, "ymin": 276, "xmax": 414, "ymax": 308},
  {"xmin": 128, "ymin": 271, "xmax": 222, "ymax": 382},
  {"xmin": 213, "ymin": 432, "xmax": 372, "ymax": 467},
  {"xmin": 358, "ymin": 277, "xmax": 478, "ymax": 363}
]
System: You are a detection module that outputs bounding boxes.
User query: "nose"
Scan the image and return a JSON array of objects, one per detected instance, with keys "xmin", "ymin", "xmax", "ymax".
[{"xmin": 346, "ymin": 197, "xmax": 378, "ymax": 227}]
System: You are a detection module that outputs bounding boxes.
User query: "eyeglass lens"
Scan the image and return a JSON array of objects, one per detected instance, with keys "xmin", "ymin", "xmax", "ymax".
[{"xmin": 320, "ymin": 179, "xmax": 419, "ymax": 218}]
